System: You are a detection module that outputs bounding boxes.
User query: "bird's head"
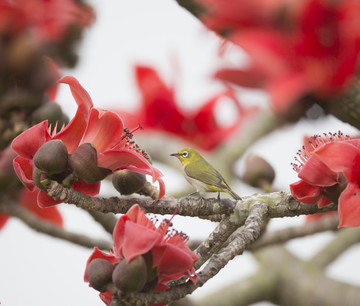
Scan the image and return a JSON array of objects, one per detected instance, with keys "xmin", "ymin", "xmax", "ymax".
[{"xmin": 170, "ymin": 148, "xmax": 201, "ymax": 166}]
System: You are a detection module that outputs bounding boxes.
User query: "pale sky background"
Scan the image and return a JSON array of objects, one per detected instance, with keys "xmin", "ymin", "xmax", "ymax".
[{"xmin": 1, "ymin": 1, "xmax": 360, "ymax": 305}]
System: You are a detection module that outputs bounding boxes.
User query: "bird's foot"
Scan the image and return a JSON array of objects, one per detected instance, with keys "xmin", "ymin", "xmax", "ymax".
[{"xmin": 186, "ymin": 192, "xmax": 202, "ymax": 200}]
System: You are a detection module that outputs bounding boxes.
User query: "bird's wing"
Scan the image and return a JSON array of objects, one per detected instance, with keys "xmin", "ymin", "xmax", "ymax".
[{"xmin": 184, "ymin": 160, "xmax": 226, "ymax": 188}]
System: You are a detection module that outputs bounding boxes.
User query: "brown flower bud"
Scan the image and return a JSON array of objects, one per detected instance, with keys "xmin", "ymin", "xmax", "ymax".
[
  {"xmin": 112, "ymin": 170, "xmax": 146, "ymax": 195},
  {"xmin": 87, "ymin": 259, "xmax": 114, "ymax": 292},
  {"xmin": 323, "ymin": 173, "xmax": 347, "ymax": 204},
  {"xmin": 142, "ymin": 251, "xmax": 157, "ymax": 283},
  {"xmin": 112, "ymin": 256, "xmax": 147, "ymax": 293},
  {"xmin": 242, "ymin": 153, "xmax": 275, "ymax": 189},
  {"xmin": 69, "ymin": 143, "xmax": 111, "ymax": 184},
  {"xmin": 34, "ymin": 140, "xmax": 68, "ymax": 176}
]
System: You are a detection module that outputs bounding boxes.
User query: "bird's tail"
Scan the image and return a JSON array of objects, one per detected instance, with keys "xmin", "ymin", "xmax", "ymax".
[{"xmin": 227, "ymin": 188, "xmax": 242, "ymax": 200}]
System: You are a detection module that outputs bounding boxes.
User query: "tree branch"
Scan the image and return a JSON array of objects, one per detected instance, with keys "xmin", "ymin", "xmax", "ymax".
[
  {"xmin": 215, "ymin": 109, "xmax": 284, "ymax": 178},
  {"xmin": 43, "ymin": 180, "xmax": 338, "ymax": 219},
  {"xmin": 197, "ymin": 246, "xmax": 360, "ymax": 306},
  {"xmin": 250, "ymin": 214, "xmax": 339, "ymax": 250},
  {"xmin": 0, "ymin": 198, "xmax": 112, "ymax": 250},
  {"xmin": 310, "ymin": 226, "xmax": 360, "ymax": 269},
  {"xmin": 86, "ymin": 209, "xmax": 117, "ymax": 234}
]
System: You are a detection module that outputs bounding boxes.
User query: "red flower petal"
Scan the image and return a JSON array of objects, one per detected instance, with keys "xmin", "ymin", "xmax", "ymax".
[
  {"xmin": 126, "ymin": 204, "xmax": 156, "ymax": 230},
  {"xmin": 317, "ymin": 196, "xmax": 332, "ymax": 208},
  {"xmin": 268, "ymin": 72, "xmax": 310, "ymax": 114},
  {"xmin": 81, "ymin": 108, "xmax": 124, "ymax": 152},
  {"xmin": 53, "ymin": 107, "xmax": 88, "ymax": 154},
  {"xmin": 298, "ymin": 155, "xmax": 339, "ymax": 187},
  {"xmin": 20, "ymin": 189, "xmax": 63, "ymax": 228},
  {"xmin": 98, "ymin": 150, "xmax": 165, "ymax": 199},
  {"xmin": 112, "ymin": 216, "xmax": 128, "ymax": 258},
  {"xmin": 54, "ymin": 76, "xmax": 94, "ymax": 154},
  {"xmin": 215, "ymin": 68, "xmax": 266, "ymax": 88},
  {"xmin": 11, "ymin": 121, "xmax": 50, "ymax": 159},
  {"xmin": 152, "ymin": 244, "xmax": 197, "ymax": 283},
  {"xmin": 99, "ymin": 291, "xmax": 112, "ymax": 306},
  {"xmin": 337, "ymin": 183, "xmax": 360, "ymax": 227},
  {"xmin": 59, "ymin": 76, "xmax": 93, "ymax": 120},
  {"xmin": 289, "ymin": 180, "xmax": 322, "ymax": 205},
  {"xmin": 13, "ymin": 156, "xmax": 36, "ymax": 191},
  {"xmin": 0, "ymin": 214, "xmax": 9, "ymax": 230},
  {"xmin": 313, "ymin": 142, "xmax": 360, "ymax": 182},
  {"xmin": 122, "ymin": 222, "xmax": 162, "ymax": 262},
  {"xmin": 72, "ymin": 180, "xmax": 101, "ymax": 197},
  {"xmin": 37, "ymin": 190, "xmax": 62, "ymax": 208}
]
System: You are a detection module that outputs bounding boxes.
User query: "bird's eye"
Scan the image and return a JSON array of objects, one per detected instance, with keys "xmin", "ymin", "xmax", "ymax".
[{"xmin": 182, "ymin": 151, "xmax": 189, "ymax": 158}]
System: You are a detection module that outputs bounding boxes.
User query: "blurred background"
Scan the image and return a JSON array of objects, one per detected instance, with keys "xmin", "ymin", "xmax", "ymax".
[{"xmin": 0, "ymin": 1, "xmax": 359, "ymax": 305}]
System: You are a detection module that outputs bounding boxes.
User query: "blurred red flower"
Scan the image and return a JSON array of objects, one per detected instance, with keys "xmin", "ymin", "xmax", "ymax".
[
  {"xmin": 116, "ymin": 65, "xmax": 258, "ymax": 151},
  {"xmin": 12, "ymin": 76, "xmax": 165, "ymax": 207},
  {"xmin": 203, "ymin": 0, "xmax": 360, "ymax": 114},
  {"xmin": 85, "ymin": 204, "xmax": 198, "ymax": 305},
  {"xmin": 0, "ymin": 188, "xmax": 63, "ymax": 230},
  {"xmin": 0, "ymin": 0, "xmax": 94, "ymax": 44},
  {"xmin": 290, "ymin": 132, "xmax": 360, "ymax": 227}
]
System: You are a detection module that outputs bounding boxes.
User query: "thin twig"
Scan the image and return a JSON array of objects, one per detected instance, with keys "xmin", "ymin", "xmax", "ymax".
[
  {"xmin": 250, "ymin": 214, "xmax": 339, "ymax": 250},
  {"xmin": 0, "ymin": 199, "xmax": 112, "ymax": 250}
]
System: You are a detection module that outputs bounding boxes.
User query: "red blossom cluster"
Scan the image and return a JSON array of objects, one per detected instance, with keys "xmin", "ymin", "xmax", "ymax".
[
  {"xmin": 196, "ymin": 0, "xmax": 360, "ymax": 114},
  {"xmin": 290, "ymin": 132, "xmax": 360, "ymax": 227},
  {"xmin": 85, "ymin": 204, "xmax": 198, "ymax": 305},
  {"xmin": 0, "ymin": 0, "xmax": 93, "ymax": 44},
  {"xmin": 11, "ymin": 76, "xmax": 165, "ymax": 207},
  {"xmin": 116, "ymin": 65, "xmax": 258, "ymax": 151}
]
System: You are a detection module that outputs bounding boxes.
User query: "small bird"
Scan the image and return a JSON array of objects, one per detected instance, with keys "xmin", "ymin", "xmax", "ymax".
[{"xmin": 171, "ymin": 148, "xmax": 241, "ymax": 200}]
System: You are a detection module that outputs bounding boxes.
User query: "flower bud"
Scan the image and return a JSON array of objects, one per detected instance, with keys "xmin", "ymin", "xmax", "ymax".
[
  {"xmin": 323, "ymin": 173, "xmax": 347, "ymax": 204},
  {"xmin": 34, "ymin": 140, "xmax": 68, "ymax": 176},
  {"xmin": 242, "ymin": 154, "xmax": 275, "ymax": 190},
  {"xmin": 112, "ymin": 256, "xmax": 147, "ymax": 293},
  {"xmin": 69, "ymin": 143, "xmax": 111, "ymax": 184},
  {"xmin": 112, "ymin": 170, "xmax": 146, "ymax": 195},
  {"xmin": 142, "ymin": 251, "xmax": 157, "ymax": 283},
  {"xmin": 87, "ymin": 259, "xmax": 114, "ymax": 292}
]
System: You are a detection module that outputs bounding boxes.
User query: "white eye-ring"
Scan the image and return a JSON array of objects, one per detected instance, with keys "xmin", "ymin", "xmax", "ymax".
[{"xmin": 182, "ymin": 151, "xmax": 189, "ymax": 158}]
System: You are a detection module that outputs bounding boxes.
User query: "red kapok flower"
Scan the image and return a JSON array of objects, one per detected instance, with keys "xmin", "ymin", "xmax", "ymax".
[
  {"xmin": 116, "ymin": 65, "xmax": 258, "ymax": 151},
  {"xmin": 214, "ymin": 0, "xmax": 360, "ymax": 114},
  {"xmin": 195, "ymin": 0, "xmax": 290, "ymax": 33},
  {"xmin": 0, "ymin": 0, "xmax": 94, "ymax": 44},
  {"xmin": 12, "ymin": 76, "xmax": 165, "ymax": 207},
  {"xmin": 290, "ymin": 132, "xmax": 360, "ymax": 227},
  {"xmin": 84, "ymin": 204, "xmax": 198, "ymax": 305}
]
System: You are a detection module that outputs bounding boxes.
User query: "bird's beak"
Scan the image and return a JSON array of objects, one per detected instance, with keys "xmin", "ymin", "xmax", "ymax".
[{"xmin": 170, "ymin": 153, "xmax": 180, "ymax": 157}]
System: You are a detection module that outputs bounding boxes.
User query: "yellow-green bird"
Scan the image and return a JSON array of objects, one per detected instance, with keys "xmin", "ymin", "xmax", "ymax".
[{"xmin": 171, "ymin": 148, "xmax": 241, "ymax": 200}]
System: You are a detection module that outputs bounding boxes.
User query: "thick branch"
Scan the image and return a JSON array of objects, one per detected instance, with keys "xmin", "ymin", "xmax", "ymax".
[
  {"xmin": 324, "ymin": 77, "xmax": 360, "ymax": 129},
  {"xmin": 43, "ymin": 180, "xmax": 237, "ymax": 216},
  {"xmin": 0, "ymin": 199, "xmax": 112, "ymax": 250},
  {"xmin": 310, "ymin": 226, "xmax": 360, "ymax": 269},
  {"xmin": 43, "ymin": 181, "xmax": 338, "ymax": 219},
  {"xmin": 215, "ymin": 109, "xmax": 284, "ymax": 177},
  {"xmin": 250, "ymin": 214, "xmax": 339, "ymax": 250},
  {"xmin": 193, "ymin": 215, "xmax": 239, "ymax": 269},
  {"xmin": 87, "ymin": 210, "xmax": 117, "ymax": 234},
  {"xmin": 197, "ymin": 246, "xmax": 360, "ymax": 306}
]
